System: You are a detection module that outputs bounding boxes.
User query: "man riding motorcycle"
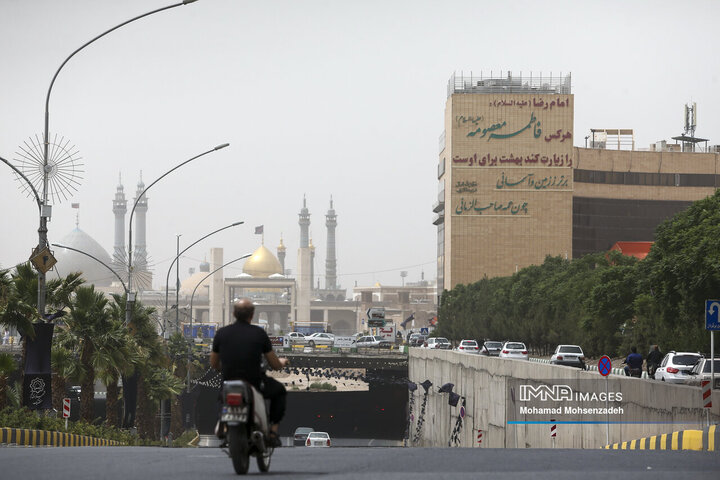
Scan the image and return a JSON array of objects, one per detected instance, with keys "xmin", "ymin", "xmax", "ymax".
[
  {"xmin": 646, "ymin": 345, "xmax": 663, "ymax": 379},
  {"xmin": 211, "ymin": 298, "xmax": 289, "ymax": 447},
  {"xmin": 623, "ymin": 346, "xmax": 644, "ymax": 377}
]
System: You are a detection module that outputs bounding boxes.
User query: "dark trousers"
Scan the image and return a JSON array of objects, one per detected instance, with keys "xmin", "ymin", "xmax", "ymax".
[
  {"xmin": 218, "ymin": 376, "xmax": 287, "ymax": 426},
  {"xmin": 260, "ymin": 376, "xmax": 287, "ymax": 425}
]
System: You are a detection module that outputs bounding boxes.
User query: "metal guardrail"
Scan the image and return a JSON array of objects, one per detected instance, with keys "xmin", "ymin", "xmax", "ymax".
[{"xmin": 529, "ymin": 357, "xmax": 648, "ymax": 378}]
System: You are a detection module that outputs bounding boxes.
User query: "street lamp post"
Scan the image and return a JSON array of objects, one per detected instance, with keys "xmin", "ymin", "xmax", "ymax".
[
  {"xmin": 36, "ymin": 0, "xmax": 201, "ymax": 320},
  {"xmin": 186, "ymin": 254, "xmax": 251, "ymax": 393},
  {"xmin": 175, "ymin": 234, "xmax": 181, "ymax": 337},
  {"xmin": 125, "ymin": 143, "xmax": 229, "ymax": 325},
  {"xmin": 163, "ymin": 221, "xmax": 245, "ymax": 337}
]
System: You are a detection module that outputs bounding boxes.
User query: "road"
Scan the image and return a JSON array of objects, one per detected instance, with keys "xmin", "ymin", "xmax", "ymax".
[{"xmin": 0, "ymin": 445, "xmax": 717, "ymax": 479}]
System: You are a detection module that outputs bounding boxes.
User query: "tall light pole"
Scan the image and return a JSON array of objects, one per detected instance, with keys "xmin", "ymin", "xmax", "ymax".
[
  {"xmin": 175, "ymin": 234, "xmax": 182, "ymax": 338},
  {"xmin": 163, "ymin": 221, "xmax": 245, "ymax": 336},
  {"xmin": 186, "ymin": 254, "xmax": 251, "ymax": 393},
  {"xmin": 36, "ymin": 0, "xmax": 201, "ymax": 319},
  {"xmin": 126, "ymin": 143, "xmax": 229, "ymax": 325}
]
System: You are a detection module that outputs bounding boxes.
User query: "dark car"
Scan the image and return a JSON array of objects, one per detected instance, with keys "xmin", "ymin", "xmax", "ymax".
[
  {"xmin": 293, "ymin": 426, "xmax": 314, "ymax": 446},
  {"xmin": 479, "ymin": 341, "xmax": 503, "ymax": 356},
  {"xmin": 409, "ymin": 333, "xmax": 427, "ymax": 347}
]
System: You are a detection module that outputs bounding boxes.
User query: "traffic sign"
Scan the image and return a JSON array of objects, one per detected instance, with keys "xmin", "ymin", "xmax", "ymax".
[
  {"xmin": 30, "ymin": 246, "xmax": 57, "ymax": 274},
  {"xmin": 598, "ymin": 356, "xmax": 612, "ymax": 376},
  {"xmin": 705, "ymin": 300, "xmax": 720, "ymax": 330},
  {"xmin": 62, "ymin": 397, "xmax": 71, "ymax": 418},
  {"xmin": 420, "ymin": 327, "xmax": 428, "ymax": 335},
  {"xmin": 366, "ymin": 307, "xmax": 385, "ymax": 320}
]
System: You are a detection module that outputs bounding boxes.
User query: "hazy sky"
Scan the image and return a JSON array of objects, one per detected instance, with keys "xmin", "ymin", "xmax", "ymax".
[{"xmin": 1, "ymin": 0, "xmax": 718, "ymax": 290}]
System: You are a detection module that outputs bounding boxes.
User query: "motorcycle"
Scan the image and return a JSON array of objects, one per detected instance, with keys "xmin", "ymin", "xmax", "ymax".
[
  {"xmin": 219, "ymin": 380, "xmax": 273, "ymax": 475},
  {"xmin": 623, "ymin": 363, "xmax": 642, "ymax": 378},
  {"xmin": 647, "ymin": 362, "xmax": 659, "ymax": 380}
]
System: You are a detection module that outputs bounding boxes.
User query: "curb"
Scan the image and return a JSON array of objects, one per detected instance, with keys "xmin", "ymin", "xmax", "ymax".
[
  {"xmin": 0, "ymin": 427, "xmax": 122, "ymax": 447},
  {"xmin": 603, "ymin": 425, "xmax": 718, "ymax": 451}
]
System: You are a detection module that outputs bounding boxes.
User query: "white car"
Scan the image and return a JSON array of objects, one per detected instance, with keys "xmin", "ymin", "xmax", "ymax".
[
  {"xmin": 305, "ymin": 431, "xmax": 331, "ymax": 447},
  {"xmin": 655, "ymin": 351, "xmax": 703, "ymax": 383},
  {"xmin": 455, "ymin": 339, "xmax": 480, "ymax": 354},
  {"xmin": 356, "ymin": 335, "xmax": 392, "ymax": 348},
  {"xmin": 421, "ymin": 337, "xmax": 451, "ymax": 349},
  {"xmin": 286, "ymin": 332, "xmax": 307, "ymax": 345},
  {"xmin": 685, "ymin": 358, "xmax": 720, "ymax": 388},
  {"xmin": 305, "ymin": 332, "xmax": 334, "ymax": 347},
  {"xmin": 550, "ymin": 345, "xmax": 586, "ymax": 369},
  {"xmin": 499, "ymin": 342, "xmax": 529, "ymax": 360}
]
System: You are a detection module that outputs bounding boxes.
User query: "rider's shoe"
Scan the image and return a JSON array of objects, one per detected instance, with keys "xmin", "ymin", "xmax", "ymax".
[{"xmin": 267, "ymin": 431, "xmax": 282, "ymax": 448}]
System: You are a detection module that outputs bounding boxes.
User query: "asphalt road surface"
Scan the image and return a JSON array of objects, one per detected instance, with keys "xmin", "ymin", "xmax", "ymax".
[{"xmin": 0, "ymin": 445, "xmax": 718, "ymax": 479}]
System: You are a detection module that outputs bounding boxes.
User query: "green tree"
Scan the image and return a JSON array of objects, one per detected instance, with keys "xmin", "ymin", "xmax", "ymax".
[
  {"xmin": 638, "ymin": 189, "xmax": 720, "ymax": 352},
  {"xmin": 0, "ymin": 352, "xmax": 17, "ymax": 410},
  {"xmin": 57, "ymin": 285, "xmax": 112, "ymax": 422}
]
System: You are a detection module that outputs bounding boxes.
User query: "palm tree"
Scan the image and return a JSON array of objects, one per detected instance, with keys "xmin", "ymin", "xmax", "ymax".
[
  {"xmin": 50, "ymin": 345, "xmax": 78, "ymax": 412},
  {"xmin": 0, "ymin": 264, "xmax": 84, "ymax": 405},
  {"xmin": 98, "ymin": 303, "xmax": 141, "ymax": 428},
  {"xmin": 59, "ymin": 285, "xmax": 111, "ymax": 422},
  {"xmin": 0, "ymin": 352, "xmax": 17, "ymax": 410}
]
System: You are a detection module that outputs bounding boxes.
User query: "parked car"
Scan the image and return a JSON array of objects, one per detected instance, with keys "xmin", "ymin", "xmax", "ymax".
[
  {"xmin": 305, "ymin": 332, "xmax": 335, "ymax": 347},
  {"xmin": 306, "ymin": 431, "xmax": 331, "ymax": 447},
  {"xmin": 479, "ymin": 341, "xmax": 503, "ymax": 356},
  {"xmin": 684, "ymin": 358, "xmax": 720, "ymax": 388},
  {"xmin": 421, "ymin": 337, "xmax": 451, "ymax": 349},
  {"xmin": 550, "ymin": 345, "xmax": 586, "ymax": 369},
  {"xmin": 286, "ymin": 332, "xmax": 307, "ymax": 345},
  {"xmin": 455, "ymin": 339, "xmax": 479, "ymax": 354},
  {"xmin": 655, "ymin": 351, "xmax": 703, "ymax": 383},
  {"xmin": 409, "ymin": 333, "xmax": 427, "ymax": 347},
  {"xmin": 293, "ymin": 426, "xmax": 314, "ymax": 446},
  {"xmin": 499, "ymin": 342, "xmax": 529, "ymax": 360},
  {"xmin": 356, "ymin": 335, "xmax": 392, "ymax": 348}
]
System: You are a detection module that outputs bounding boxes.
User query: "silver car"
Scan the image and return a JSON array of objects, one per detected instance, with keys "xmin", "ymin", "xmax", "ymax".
[
  {"xmin": 684, "ymin": 358, "xmax": 720, "ymax": 388},
  {"xmin": 499, "ymin": 341, "xmax": 529, "ymax": 360},
  {"xmin": 305, "ymin": 332, "xmax": 334, "ymax": 347}
]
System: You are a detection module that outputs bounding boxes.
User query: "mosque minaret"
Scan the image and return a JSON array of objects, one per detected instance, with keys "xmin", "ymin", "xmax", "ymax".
[
  {"xmin": 132, "ymin": 174, "xmax": 152, "ymax": 290},
  {"xmin": 112, "ymin": 174, "xmax": 127, "ymax": 269},
  {"xmin": 296, "ymin": 196, "xmax": 311, "ymax": 324},
  {"xmin": 277, "ymin": 235, "xmax": 286, "ymax": 275},
  {"xmin": 325, "ymin": 196, "xmax": 338, "ymax": 290}
]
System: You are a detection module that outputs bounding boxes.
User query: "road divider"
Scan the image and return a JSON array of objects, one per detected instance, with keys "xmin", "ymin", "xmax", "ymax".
[
  {"xmin": 0, "ymin": 427, "xmax": 122, "ymax": 447},
  {"xmin": 603, "ymin": 425, "xmax": 718, "ymax": 451}
]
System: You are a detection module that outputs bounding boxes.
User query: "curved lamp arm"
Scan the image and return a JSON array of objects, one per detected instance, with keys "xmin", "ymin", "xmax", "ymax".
[
  {"xmin": 52, "ymin": 243, "xmax": 128, "ymax": 293},
  {"xmin": 0, "ymin": 154, "xmax": 41, "ymax": 212},
  {"xmin": 164, "ymin": 221, "xmax": 244, "ymax": 312},
  {"xmin": 127, "ymin": 143, "xmax": 229, "ymax": 291},
  {"xmin": 186, "ymin": 253, "xmax": 251, "ymax": 392}
]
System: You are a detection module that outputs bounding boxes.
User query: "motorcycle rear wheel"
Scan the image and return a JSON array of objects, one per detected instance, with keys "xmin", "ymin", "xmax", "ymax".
[
  {"xmin": 257, "ymin": 446, "xmax": 273, "ymax": 472},
  {"xmin": 228, "ymin": 425, "xmax": 250, "ymax": 475}
]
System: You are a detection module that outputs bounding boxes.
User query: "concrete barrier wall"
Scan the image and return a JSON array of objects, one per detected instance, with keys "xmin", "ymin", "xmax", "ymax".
[
  {"xmin": 0, "ymin": 427, "xmax": 122, "ymax": 447},
  {"xmin": 408, "ymin": 349, "xmax": 720, "ymax": 449}
]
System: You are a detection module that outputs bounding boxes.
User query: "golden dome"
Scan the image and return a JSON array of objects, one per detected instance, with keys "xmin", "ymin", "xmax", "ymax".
[
  {"xmin": 277, "ymin": 237, "xmax": 286, "ymax": 253},
  {"xmin": 242, "ymin": 245, "xmax": 283, "ymax": 278}
]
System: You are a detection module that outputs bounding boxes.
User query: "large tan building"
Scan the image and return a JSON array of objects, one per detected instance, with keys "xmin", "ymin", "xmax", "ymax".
[{"xmin": 436, "ymin": 72, "xmax": 720, "ymax": 293}]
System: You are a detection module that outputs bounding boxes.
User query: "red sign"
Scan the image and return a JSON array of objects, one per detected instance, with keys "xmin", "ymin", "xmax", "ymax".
[
  {"xmin": 702, "ymin": 380, "xmax": 712, "ymax": 409},
  {"xmin": 598, "ymin": 356, "xmax": 612, "ymax": 377},
  {"xmin": 550, "ymin": 419, "xmax": 557, "ymax": 437},
  {"xmin": 477, "ymin": 429, "xmax": 483, "ymax": 445},
  {"xmin": 62, "ymin": 397, "xmax": 71, "ymax": 418}
]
